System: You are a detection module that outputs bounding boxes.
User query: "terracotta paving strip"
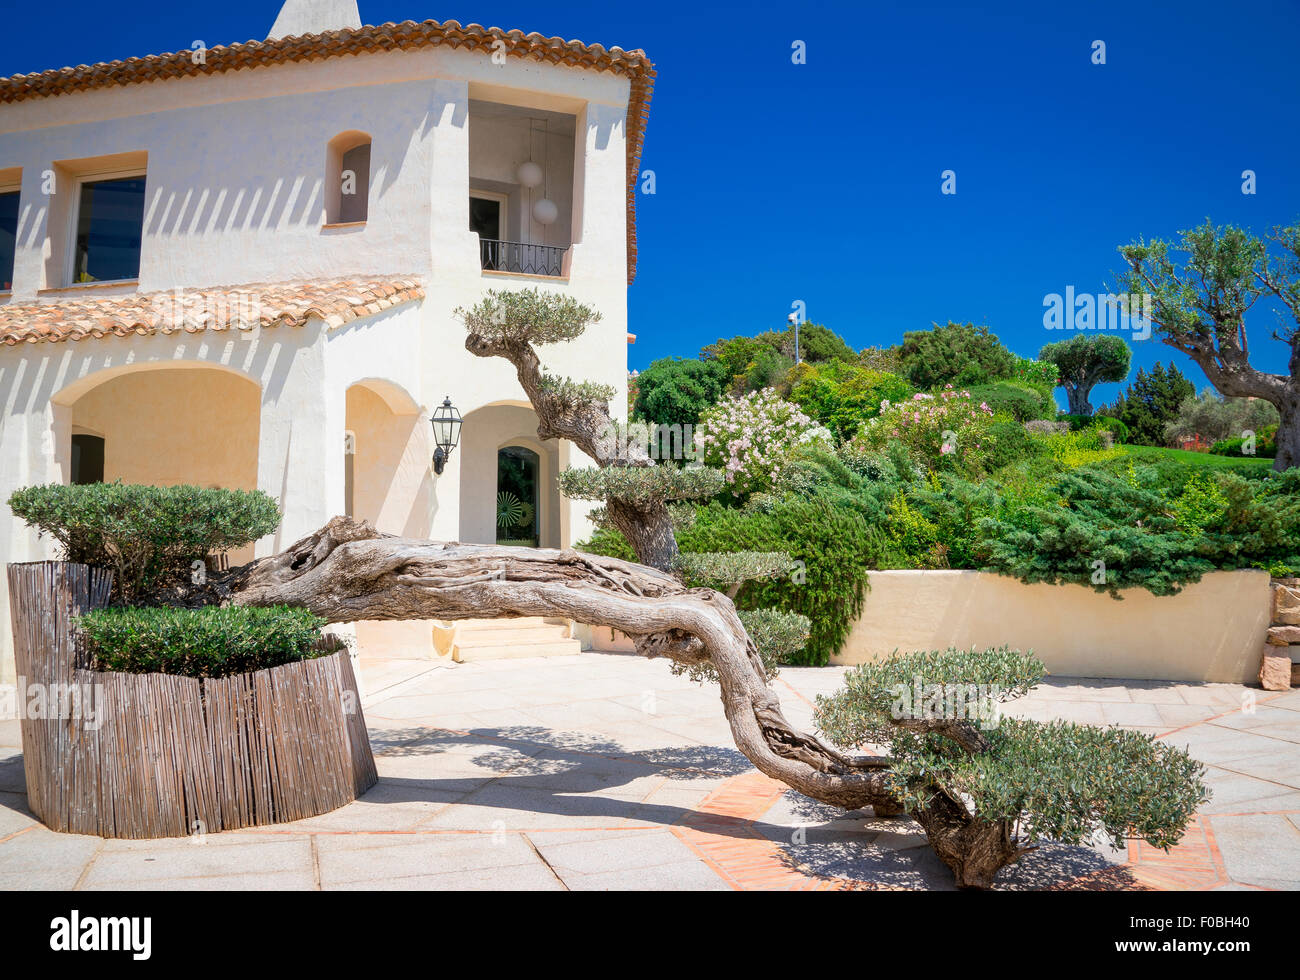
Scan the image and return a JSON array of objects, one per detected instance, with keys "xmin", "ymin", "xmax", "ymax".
[
  {"xmin": 672, "ymin": 769, "xmax": 1234, "ymax": 890},
  {"xmin": 670, "ymin": 771, "xmax": 900, "ymax": 891},
  {"xmin": 1124, "ymin": 816, "xmax": 1228, "ymax": 890}
]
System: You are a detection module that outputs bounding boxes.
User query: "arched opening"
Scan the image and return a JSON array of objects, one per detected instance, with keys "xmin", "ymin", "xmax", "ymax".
[
  {"xmin": 326, "ymin": 130, "xmax": 372, "ymax": 225},
  {"xmin": 458, "ymin": 403, "xmax": 560, "ymax": 548},
  {"xmin": 496, "ymin": 446, "xmax": 539, "ymax": 547},
  {"xmin": 343, "ymin": 380, "xmax": 430, "ymax": 537},
  {"xmin": 63, "ymin": 365, "xmax": 261, "ymax": 560}
]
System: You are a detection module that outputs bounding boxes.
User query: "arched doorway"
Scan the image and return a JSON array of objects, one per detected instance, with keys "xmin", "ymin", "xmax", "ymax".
[
  {"xmin": 458, "ymin": 403, "xmax": 560, "ymax": 548},
  {"xmin": 496, "ymin": 446, "xmax": 540, "ymax": 546}
]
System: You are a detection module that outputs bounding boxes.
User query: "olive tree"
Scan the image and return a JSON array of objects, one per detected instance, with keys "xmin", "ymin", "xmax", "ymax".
[
  {"xmin": 1038, "ymin": 334, "xmax": 1132, "ymax": 416},
  {"xmin": 198, "ymin": 288, "xmax": 1207, "ymax": 889},
  {"xmin": 816, "ymin": 647, "xmax": 1208, "ymax": 888},
  {"xmin": 1117, "ymin": 218, "xmax": 1300, "ymax": 470}
]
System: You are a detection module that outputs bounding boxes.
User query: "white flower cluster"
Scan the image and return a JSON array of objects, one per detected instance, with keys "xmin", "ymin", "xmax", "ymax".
[{"xmin": 694, "ymin": 388, "xmax": 832, "ymax": 496}]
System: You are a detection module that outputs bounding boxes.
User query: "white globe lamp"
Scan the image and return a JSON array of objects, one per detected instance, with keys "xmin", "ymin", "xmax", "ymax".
[
  {"xmin": 532, "ymin": 198, "xmax": 558, "ymax": 225},
  {"xmin": 517, "ymin": 161, "xmax": 543, "ymax": 188}
]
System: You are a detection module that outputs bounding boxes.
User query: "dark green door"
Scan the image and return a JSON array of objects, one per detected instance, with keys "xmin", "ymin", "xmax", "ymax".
[{"xmin": 496, "ymin": 446, "xmax": 539, "ymax": 547}]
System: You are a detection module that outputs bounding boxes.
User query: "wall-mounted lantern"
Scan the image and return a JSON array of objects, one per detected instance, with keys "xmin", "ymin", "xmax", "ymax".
[{"xmin": 431, "ymin": 396, "xmax": 462, "ymax": 474}]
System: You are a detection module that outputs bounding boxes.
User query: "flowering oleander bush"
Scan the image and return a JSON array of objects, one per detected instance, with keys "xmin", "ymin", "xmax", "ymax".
[
  {"xmin": 853, "ymin": 387, "xmax": 997, "ymax": 471},
  {"xmin": 694, "ymin": 389, "xmax": 833, "ymax": 498}
]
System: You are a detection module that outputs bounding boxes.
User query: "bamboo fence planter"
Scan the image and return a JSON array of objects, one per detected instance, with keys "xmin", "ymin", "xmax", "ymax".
[{"xmin": 6, "ymin": 560, "xmax": 378, "ymax": 839}]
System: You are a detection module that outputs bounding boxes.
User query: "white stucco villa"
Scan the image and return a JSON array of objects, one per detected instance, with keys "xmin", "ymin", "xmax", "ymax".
[{"xmin": 0, "ymin": 2, "xmax": 654, "ymax": 681}]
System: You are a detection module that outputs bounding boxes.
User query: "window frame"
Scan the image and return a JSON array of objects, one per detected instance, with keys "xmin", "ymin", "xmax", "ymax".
[
  {"xmin": 324, "ymin": 131, "xmax": 372, "ymax": 227},
  {"xmin": 0, "ymin": 181, "xmax": 20, "ymax": 293},
  {"xmin": 64, "ymin": 166, "xmax": 148, "ymax": 287},
  {"xmin": 469, "ymin": 190, "xmax": 509, "ymax": 242}
]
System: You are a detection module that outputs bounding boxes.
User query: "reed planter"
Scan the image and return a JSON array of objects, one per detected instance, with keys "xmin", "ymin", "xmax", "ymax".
[{"xmin": 6, "ymin": 560, "xmax": 377, "ymax": 839}]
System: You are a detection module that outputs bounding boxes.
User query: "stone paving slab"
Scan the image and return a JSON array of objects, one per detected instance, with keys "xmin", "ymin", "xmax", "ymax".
[{"xmin": 1, "ymin": 652, "xmax": 1297, "ymax": 889}]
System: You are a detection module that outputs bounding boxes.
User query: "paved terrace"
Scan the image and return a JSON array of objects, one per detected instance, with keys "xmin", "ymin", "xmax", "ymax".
[{"xmin": 1, "ymin": 652, "xmax": 1298, "ymax": 890}]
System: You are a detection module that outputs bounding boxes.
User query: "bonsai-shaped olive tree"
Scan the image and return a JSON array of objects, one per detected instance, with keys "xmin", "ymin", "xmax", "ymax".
[
  {"xmin": 816, "ymin": 647, "xmax": 1209, "ymax": 888},
  {"xmin": 1117, "ymin": 218, "xmax": 1300, "ymax": 470},
  {"xmin": 202, "ymin": 288, "xmax": 1208, "ymax": 889},
  {"xmin": 1039, "ymin": 334, "xmax": 1132, "ymax": 416},
  {"xmin": 456, "ymin": 288, "xmax": 720, "ymax": 571},
  {"xmin": 459, "ymin": 288, "xmax": 809, "ymax": 674}
]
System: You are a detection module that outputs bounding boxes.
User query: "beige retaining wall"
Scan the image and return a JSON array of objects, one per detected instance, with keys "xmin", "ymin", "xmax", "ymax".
[{"xmin": 832, "ymin": 569, "xmax": 1272, "ymax": 684}]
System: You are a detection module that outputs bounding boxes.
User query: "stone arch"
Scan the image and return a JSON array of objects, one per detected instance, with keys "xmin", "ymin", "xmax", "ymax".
[
  {"xmin": 343, "ymin": 378, "xmax": 432, "ymax": 539},
  {"xmin": 58, "ymin": 362, "xmax": 263, "ymax": 560}
]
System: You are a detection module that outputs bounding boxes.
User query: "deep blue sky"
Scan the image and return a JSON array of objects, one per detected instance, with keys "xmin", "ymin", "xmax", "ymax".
[{"xmin": 5, "ymin": 1, "xmax": 1298, "ymax": 409}]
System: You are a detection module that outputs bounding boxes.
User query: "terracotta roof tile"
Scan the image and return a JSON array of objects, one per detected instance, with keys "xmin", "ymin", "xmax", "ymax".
[
  {"xmin": 0, "ymin": 276, "xmax": 425, "ymax": 346},
  {"xmin": 0, "ymin": 19, "xmax": 655, "ymax": 284}
]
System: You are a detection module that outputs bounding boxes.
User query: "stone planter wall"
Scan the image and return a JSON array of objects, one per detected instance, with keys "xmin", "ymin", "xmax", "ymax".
[
  {"xmin": 832, "ymin": 569, "xmax": 1271, "ymax": 684},
  {"xmin": 1260, "ymin": 578, "xmax": 1300, "ymax": 691},
  {"xmin": 7, "ymin": 561, "xmax": 377, "ymax": 839}
]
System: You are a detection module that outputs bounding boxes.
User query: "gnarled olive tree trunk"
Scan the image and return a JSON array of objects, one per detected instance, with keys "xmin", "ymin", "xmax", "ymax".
[{"xmin": 222, "ymin": 516, "xmax": 897, "ymax": 814}]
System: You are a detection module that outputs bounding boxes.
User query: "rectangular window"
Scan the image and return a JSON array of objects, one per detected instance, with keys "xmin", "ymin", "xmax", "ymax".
[
  {"xmin": 0, "ymin": 190, "xmax": 17, "ymax": 291},
  {"xmin": 469, "ymin": 195, "xmax": 502, "ymax": 241},
  {"xmin": 70, "ymin": 434, "xmax": 105, "ymax": 485},
  {"xmin": 72, "ymin": 175, "xmax": 146, "ymax": 283}
]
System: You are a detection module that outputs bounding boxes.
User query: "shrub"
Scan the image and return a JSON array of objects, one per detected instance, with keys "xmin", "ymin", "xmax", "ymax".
[
  {"xmin": 8, "ymin": 483, "xmax": 281, "ymax": 604},
  {"xmin": 752, "ymin": 322, "xmax": 858, "ymax": 365},
  {"xmin": 1035, "ymin": 428, "xmax": 1125, "ymax": 468},
  {"xmin": 980, "ymin": 418, "xmax": 1048, "ymax": 470},
  {"xmin": 815, "ymin": 646, "xmax": 1209, "ymax": 888},
  {"xmin": 853, "ymin": 388, "xmax": 997, "ymax": 473},
  {"xmin": 695, "ymin": 389, "xmax": 833, "ymax": 499},
  {"xmin": 1170, "ymin": 472, "xmax": 1230, "ymax": 536},
  {"xmin": 76, "ymin": 605, "xmax": 332, "ymax": 678},
  {"xmin": 631, "ymin": 357, "xmax": 729, "ymax": 428},
  {"xmin": 897, "ymin": 321, "xmax": 1017, "ymax": 390},
  {"xmin": 580, "ymin": 493, "xmax": 882, "ymax": 665},
  {"xmin": 789, "ymin": 361, "xmax": 915, "ymax": 440},
  {"xmin": 1210, "ymin": 423, "xmax": 1278, "ymax": 458},
  {"xmin": 1165, "ymin": 389, "xmax": 1281, "ymax": 446},
  {"xmin": 1011, "ymin": 356, "xmax": 1059, "ymax": 397},
  {"xmin": 964, "ymin": 381, "xmax": 1056, "ymax": 422},
  {"xmin": 1059, "ymin": 413, "xmax": 1091, "ymax": 430},
  {"xmin": 1023, "ymin": 419, "xmax": 1070, "ymax": 436},
  {"xmin": 978, "ymin": 467, "xmax": 1215, "ymax": 596},
  {"xmin": 1091, "ymin": 415, "xmax": 1131, "ymax": 443},
  {"xmin": 858, "ymin": 345, "xmax": 904, "ymax": 374}
]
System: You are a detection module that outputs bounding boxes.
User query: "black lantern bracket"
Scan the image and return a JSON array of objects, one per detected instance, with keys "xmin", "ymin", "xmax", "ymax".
[{"xmin": 430, "ymin": 396, "xmax": 462, "ymax": 475}]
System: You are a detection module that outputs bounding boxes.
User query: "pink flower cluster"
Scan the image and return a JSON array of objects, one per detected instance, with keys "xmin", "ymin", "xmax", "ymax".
[{"xmin": 860, "ymin": 386, "xmax": 996, "ymax": 463}]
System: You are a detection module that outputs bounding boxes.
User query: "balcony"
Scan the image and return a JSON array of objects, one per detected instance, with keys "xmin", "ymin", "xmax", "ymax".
[{"xmin": 479, "ymin": 238, "xmax": 567, "ymax": 278}]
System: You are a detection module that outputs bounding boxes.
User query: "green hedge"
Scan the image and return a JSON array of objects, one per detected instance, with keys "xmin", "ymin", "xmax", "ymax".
[
  {"xmin": 76, "ymin": 605, "xmax": 331, "ymax": 678},
  {"xmin": 1211, "ymin": 423, "xmax": 1277, "ymax": 458},
  {"xmin": 581, "ymin": 493, "xmax": 882, "ymax": 666},
  {"xmin": 9, "ymin": 483, "xmax": 280, "ymax": 603}
]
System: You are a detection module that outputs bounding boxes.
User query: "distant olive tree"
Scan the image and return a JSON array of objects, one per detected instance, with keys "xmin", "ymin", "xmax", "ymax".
[
  {"xmin": 1163, "ymin": 389, "xmax": 1280, "ymax": 446},
  {"xmin": 1117, "ymin": 218, "xmax": 1300, "ymax": 470},
  {"xmin": 1038, "ymin": 334, "xmax": 1132, "ymax": 416}
]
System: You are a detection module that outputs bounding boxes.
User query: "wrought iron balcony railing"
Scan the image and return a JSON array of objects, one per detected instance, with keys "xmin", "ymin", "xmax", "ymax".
[{"xmin": 479, "ymin": 238, "xmax": 566, "ymax": 277}]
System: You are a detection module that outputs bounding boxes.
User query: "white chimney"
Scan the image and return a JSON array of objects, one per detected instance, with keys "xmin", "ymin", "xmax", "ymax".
[{"xmin": 267, "ymin": 0, "xmax": 362, "ymax": 40}]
